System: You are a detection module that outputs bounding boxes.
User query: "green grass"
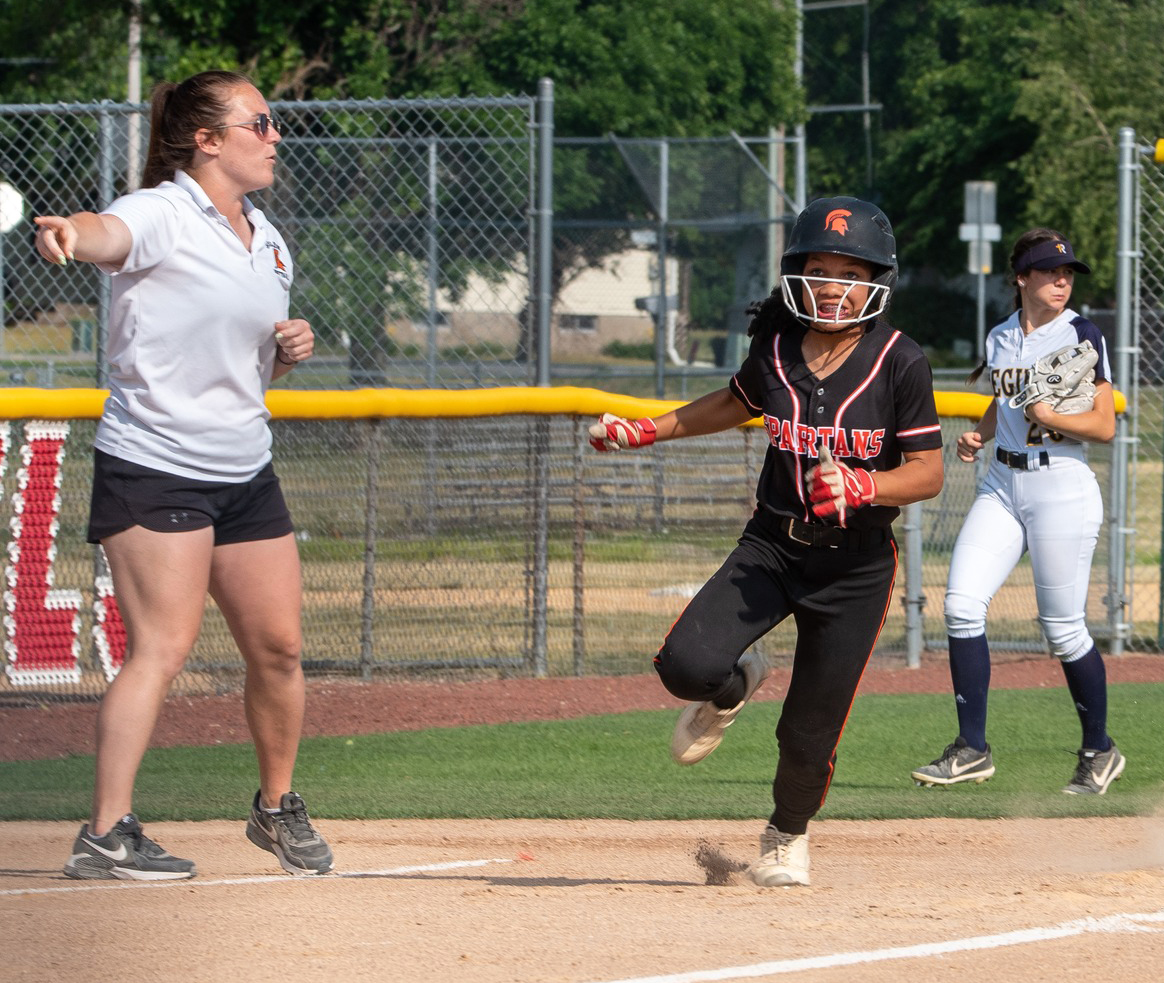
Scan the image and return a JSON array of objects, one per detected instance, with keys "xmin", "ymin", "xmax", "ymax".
[{"xmin": 4, "ymin": 683, "xmax": 1162, "ymax": 823}]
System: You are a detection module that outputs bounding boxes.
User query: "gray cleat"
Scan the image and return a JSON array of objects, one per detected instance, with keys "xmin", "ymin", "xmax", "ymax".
[{"xmin": 912, "ymin": 736, "xmax": 995, "ymax": 787}]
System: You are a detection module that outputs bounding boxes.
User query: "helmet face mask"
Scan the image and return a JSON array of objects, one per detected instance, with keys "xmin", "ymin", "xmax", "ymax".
[
  {"xmin": 780, "ymin": 271, "xmax": 891, "ymax": 327},
  {"xmin": 779, "ymin": 197, "xmax": 898, "ymax": 327}
]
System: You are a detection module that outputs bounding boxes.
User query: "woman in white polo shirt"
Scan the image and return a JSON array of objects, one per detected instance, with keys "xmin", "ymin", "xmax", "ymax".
[{"xmin": 34, "ymin": 70, "xmax": 333, "ymax": 880}]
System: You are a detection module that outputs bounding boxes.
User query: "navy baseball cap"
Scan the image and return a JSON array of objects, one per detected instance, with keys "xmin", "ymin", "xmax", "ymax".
[{"xmin": 1013, "ymin": 238, "xmax": 1092, "ymax": 275}]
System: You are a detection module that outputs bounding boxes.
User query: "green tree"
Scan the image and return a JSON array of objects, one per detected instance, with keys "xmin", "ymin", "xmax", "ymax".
[
  {"xmin": 1011, "ymin": 0, "xmax": 1164, "ymax": 298},
  {"xmin": 1, "ymin": 0, "xmax": 802, "ymax": 330},
  {"xmin": 466, "ymin": 0, "xmax": 799, "ymax": 137},
  {"xmin": 867, "ymin": 0, "xmax": 1164, "ymax": 310},
  {"xmin": 871, "ymin": 0, "xmax": 1040, "ymax": 276},
  {"xmin": 468, "ymin": 1, "xmax": 801, "ymax": 358},
  {"xmin": 0, "ymin": 0, "xmax": 133, "ymax": 102},
  {"xmin": 1, "ymin": 1, "xmax": 800, "ymax": 135}
]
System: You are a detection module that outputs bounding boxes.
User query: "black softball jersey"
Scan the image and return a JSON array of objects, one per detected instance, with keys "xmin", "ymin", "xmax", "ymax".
[{"xmin": 729, "ymin": 319, "xmax": 943, "ymax": 531}]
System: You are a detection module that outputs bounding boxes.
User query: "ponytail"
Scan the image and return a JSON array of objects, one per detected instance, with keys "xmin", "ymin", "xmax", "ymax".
[
  {"xmin": 966, "ymin": 358, "xmax": 987, "ymax": 386},
  {"xmin": 139, "ymin": 70, "xmax": 253, "ymax": 188},
  {"xmin": 140, "ymin": 83, "xmax": 178, "ymax": 188}
]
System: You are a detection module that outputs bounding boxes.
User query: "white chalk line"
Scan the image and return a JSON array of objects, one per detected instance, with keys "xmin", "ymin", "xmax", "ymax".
[
  {"xmin": 583, "ymin": 910, "xmax": 1164, "ymax": 983},
  {"xmin": 0, "ymin": 856, "xmax": 514, "ymax": 896}
]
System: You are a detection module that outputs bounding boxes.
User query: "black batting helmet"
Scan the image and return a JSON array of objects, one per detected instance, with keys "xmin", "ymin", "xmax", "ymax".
[{"xmin": 779, "ymin": 196, "xmax": 898, "ymax": 325}]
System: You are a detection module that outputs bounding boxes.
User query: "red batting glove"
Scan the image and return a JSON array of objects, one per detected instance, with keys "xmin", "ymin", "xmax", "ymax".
[
  {"xmin": 805, "ymin": 443, "xmax": 876, "ymax": 527},
  {"xmin": 588, "ymin": 413, "xmax": 658, "ymax": 452}
]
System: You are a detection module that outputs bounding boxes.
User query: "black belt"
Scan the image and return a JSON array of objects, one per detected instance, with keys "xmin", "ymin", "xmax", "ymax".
[
  {"xmin": 996, "ymin": 447, "xmax": 1050, "ymax": 470},
  {"xmin": 774, "ymin": 515, "xmax": 889, "ymax": 552}
]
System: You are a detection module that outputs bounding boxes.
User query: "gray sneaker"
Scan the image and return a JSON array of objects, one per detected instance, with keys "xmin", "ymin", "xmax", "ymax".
[
  {"xmin": 912, "ymin": 736, "xmax": 995, "ymax": 786},
  {"xmin": 246, "ymin": 791, "xmax": 334, "ymax": 875},
  {"xmin": 671, "ymin": 651, "xmax": 770, "ymax": 765},
  {"xmin": 64, "ymin": 814, "xmax": 196, "ymax": 881},
  {"xmin": 1063, "ymin": 743, "xmax": 1126, "ymax": 795}
]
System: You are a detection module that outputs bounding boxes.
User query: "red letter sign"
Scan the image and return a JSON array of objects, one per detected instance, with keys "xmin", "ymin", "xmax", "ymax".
[{"xmin": 4, "ymin": 422, "xmax": 83, "ymax": 684}]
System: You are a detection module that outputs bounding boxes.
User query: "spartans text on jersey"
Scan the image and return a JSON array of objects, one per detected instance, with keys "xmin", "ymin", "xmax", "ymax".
[{"xmin": 762, "ymin": 419, "xmax": 885, "ymax": 460}]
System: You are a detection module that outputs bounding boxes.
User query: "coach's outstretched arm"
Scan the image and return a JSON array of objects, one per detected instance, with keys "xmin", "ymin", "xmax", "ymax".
[{"xmin": 34, "ymin": 213, "xmax": 132, "ymax": 268}]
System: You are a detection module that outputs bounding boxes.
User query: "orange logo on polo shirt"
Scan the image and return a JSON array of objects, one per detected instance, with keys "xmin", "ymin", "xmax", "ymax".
[
  {"xmin": 267, "ymin": 242, "xmax": 290, "ymax": 281},
  {"xmin": 824, "ymin": 209, "xmax": 852, "ymax": 235}
]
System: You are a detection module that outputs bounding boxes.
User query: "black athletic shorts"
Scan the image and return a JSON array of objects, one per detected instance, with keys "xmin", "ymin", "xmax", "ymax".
[{"xmin": 87, "ymin": 449, "xmax": 294, "ymax": 546}]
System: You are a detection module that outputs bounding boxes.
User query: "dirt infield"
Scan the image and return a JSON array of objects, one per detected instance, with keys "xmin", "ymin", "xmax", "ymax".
[
  {"xmin": 3, "ymin": 817, "xmax": 1163, "ymax": 983},
  {"xmin": 4, "ymin": 655, "xmax": 1164, "ymax": 982}
]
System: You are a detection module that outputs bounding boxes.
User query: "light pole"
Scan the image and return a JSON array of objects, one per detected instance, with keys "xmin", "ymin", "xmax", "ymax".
[{"xmin": 127, "ymin": 0, "xmax": 143, "ymax": 190}]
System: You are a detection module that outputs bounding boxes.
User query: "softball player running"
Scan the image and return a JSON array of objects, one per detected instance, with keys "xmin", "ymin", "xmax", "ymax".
[
  {"xmin": 912, "ymin": 228, "xmax": 1124, "ymax": 795},
  {"xmin": 590, "ymin": 197, "xmax": 943, "ymax": 886}
]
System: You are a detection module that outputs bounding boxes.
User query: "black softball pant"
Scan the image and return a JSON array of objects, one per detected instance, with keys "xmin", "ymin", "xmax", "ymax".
[{"xmin": 654, "ymin": 515, "xmax": 898, "ymax": 835}]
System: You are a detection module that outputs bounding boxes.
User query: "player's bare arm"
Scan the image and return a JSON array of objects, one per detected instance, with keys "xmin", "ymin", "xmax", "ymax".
[
  {"xmin": 34, "ymin": 213, "xmax": 132, "ymax": 267},
  {"xmin": 865, "ymin": 447, "xmax": 943, "ymax": 506},
  {"xmin": 1024, "ymin": 381, "xmax": 1116, "ymax": 443},
  {"xmin": 589, "ymin": 388, "xmax": 752, "ymax": 452},
  {"xmin": 957, "ymin": 401, "xmax": 998, "ymax": 462},
  {"xmin": 654, "ymin": 388, "xmax": 753, "ymax": 441}
]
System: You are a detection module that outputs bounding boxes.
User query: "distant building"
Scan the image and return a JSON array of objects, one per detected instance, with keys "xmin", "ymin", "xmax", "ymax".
[{"xmin": 385, "ymin": 248, "xmax": 686, "ymax": 359}]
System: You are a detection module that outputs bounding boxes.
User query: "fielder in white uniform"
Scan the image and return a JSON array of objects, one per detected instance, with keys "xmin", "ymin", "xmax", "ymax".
[{"xmin": 912, "ymin": 228, "xmax": 1126, "ymax": 795}]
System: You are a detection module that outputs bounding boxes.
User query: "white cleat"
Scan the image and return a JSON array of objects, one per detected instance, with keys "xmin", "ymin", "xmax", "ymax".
[
  {"xmin": 748, "ymin": 825, "xmax": 810, "ymax": 887},
  {"xmin": 670, "ymin": 651, "xmax": 770, "ymax": 765}
]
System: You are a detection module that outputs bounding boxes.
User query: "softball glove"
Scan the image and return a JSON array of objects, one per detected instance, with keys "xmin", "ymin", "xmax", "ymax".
[{"xmin": 1008, "ymin": 340, "xmax": 1098, "ymax": 415}]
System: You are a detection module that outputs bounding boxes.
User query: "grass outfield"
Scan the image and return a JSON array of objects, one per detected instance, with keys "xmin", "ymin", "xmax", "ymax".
[{"xmin": 3, "ymin": 684, "xmax": 1162, "ymax": 822}]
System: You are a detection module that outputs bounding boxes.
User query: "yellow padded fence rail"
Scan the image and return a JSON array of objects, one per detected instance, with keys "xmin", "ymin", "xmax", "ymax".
[{"xmin": 0, "ymin": 386, "xmax": 1126, "ymax": 421}]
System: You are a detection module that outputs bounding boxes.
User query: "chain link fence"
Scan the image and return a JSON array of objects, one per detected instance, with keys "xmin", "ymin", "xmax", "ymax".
[
  {"xmin": 0, "ymin": 94, "xmax": 543, "ymax": 389},
  {"xmin": 0, "ymin": 98, "xmax": 1156, "ymax": 703},
  {"xmin": 551, "ymin": 134, "xmax": 795, "ymax": 399},
  {"xmin": 1, "ymin": 105, "xmax": 800, "ymax": 398},
  {"xmin": 1, "ymin": 410, "xmax": 984, "ymax": 701}
]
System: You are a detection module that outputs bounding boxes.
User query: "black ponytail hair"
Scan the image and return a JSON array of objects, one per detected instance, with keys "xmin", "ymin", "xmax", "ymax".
[{"xmin": 745, "ymin": 287, "xmax": 799, "ymax": 340}]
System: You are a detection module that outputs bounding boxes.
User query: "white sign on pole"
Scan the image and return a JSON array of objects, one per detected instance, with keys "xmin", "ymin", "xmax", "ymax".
[
  {"xmin": 0, "ymin": 181, "xmax": 24, "ymax": 234},
  {"xmin": 962, "ymin": 181, "xmax": 999, "ymax": 355},
  {"xmin": 958, "ymin": 222, "xmax": 1002, "ymax": 242},
  {"xmin": 961, "ymin": 181, "xmax": 1001, "ymax": 273},
  {"xmin": 964, "ymin": 180, "xmax": 997, "ymax": 226}
]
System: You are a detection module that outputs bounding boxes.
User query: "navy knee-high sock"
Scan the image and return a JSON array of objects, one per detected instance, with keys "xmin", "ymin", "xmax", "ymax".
[
  {"xmin": 1060, "ymin": 645, "xmax": 1111, "ymax": 751},
  {"xmin": 949, "ymin": 635, "xmax": 991, "ymax": 751}
]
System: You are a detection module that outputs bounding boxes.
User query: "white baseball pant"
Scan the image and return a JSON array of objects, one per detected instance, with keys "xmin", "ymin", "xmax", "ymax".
[{"xmin": 945, "ymin": 451, "xmax": 1102, "ymax": 661}]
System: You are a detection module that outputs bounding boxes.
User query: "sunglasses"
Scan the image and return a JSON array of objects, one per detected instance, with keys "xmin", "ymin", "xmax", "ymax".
[{"xmin": 216, "ymin": 113, "xmax": 282, "ymax": 137}]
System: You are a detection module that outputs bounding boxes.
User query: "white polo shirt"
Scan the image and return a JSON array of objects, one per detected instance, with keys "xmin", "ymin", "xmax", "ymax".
[{"xmin": 95, "ymin": 170, "xmax": 292, "ymax": 482}]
